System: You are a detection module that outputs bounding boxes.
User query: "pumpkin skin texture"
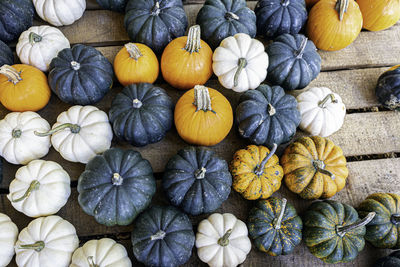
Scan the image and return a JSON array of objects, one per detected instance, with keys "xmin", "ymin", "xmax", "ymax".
[
  {"xmin": 376, "ymin": 65, "xmax": 400, "ymax": 111},
  {"xmin": 0, "ymin": 0, "xmax": 34, "ymax": 43},
  {"xmin": 33, "ymin": 0, "xmax": 86, "ymax": 27},
  {"xmin": 0, "ymin": 213, "xmax": 18, "ymax": 267},
  {"xmin": 131, "ymin": 205, "xmax": 195, "ymax": 267},
  {"xmin": 374, "ymin": 251, "xmax": 400, "ymax": 267},
  {"xmin": 96, "ymin": 0, "xmax": 128, "ymax": 12},
  {"xmin": 0, "ymin": 40, "xmax": 13, "ymax": 66},
  {"xmin": 357, "ymin": 0, "xmax": 400, "ymax": 31}
]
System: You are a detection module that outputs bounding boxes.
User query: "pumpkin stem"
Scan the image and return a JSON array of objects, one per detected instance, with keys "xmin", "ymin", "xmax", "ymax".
[
  {"xmin": 194, "ymin": 167, "xmax": 206, "ymax": 179},
  {"xmin": 87, "ymin": 256, "xmax": 99, "ymax": 267},
  {"xmin": 71, "ymin": 61, "xmax": 81, "ymax": 71},
  {"xmin": 29, "ymin": 32, "xmax": 42, "ymax": 44},
  {"xmin": 194, "ymin": 85, "xmax": 213, "ymax": 112},
  {"xmin": 18, "ymin": 241, "xmax": 45, "ymax": 252},
  {"xmin": 281, "ymin": 0, "xmax": 290, "ymax": 7},
  {"xmin": 185, "ymin": 25, "xmax": 202, "ymax": 53},
  {"xmin": 0, "ymin": 65, "xmax": 22, "ymax": 85},
  {"xmin": 12, "ymin": 129, "xmax": 22, "ymax": 138},
  {"xmin": 295, "ymin": 37, "xmax": 308, "ymax": 58},
  {"xmin": 255, "ymin": 143, "xmax": 278, "ymax": 176},
  {"xmin": 151, "ymin": 1, "xmax": 161, "ymax": 16},
  {"xmin": 272, "ymin": 198, "xmax": 287, "ymax": 230},
  {"xmin": 335, "ymin": 0, "xmax": 349, "ymax": 21},
  {"xmin": 218, "ymin": 229, "xmax": 232, "ymax": 247},
  {"xmin": 11, "ymin": 180, "xmax": 40, "ymax": 202},
  {"xmin": 34, "ymin": 123, "xmax": 81, "ymax": 136},
  {"xmin": 318, "ymin": 93, "xmax": 338, "ymax": 108},
  {"xmin": 313, "ymin": 160, "xmax": 335, "ymax": 180},
  {"xmin": 225, "ymin": 12, "xmax": 239, "ymax": 20},
  {"xmin": 234, "ymin": 58, "xmax": 247, "ymax": 87},
  {"xmin": 267, "ymin": 103, "xmax": 276, "ymax": 116},
  {"xmin": 336, "ymin": 212, "xmax": 376, "ymax": 237},
  {"xmin": 112, "ymin": 173, "xmax": 123, "ymax": 186},
  {"xmin": 391, "ymin": 214, "xmax": 400, "ymax": 225},
  {"xmin": 125, "ymin": 43, "xmax": 143, "ymax": 61},
  {"xmin": 132, "ymin": 99, "xmax": 143, "ymax": 108},
  {"xmin": 150, "ymin": 230, "xmax": 166, "ymax": 241}
]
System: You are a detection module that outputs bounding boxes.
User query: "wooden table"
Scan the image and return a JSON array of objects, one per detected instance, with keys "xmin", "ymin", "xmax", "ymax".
[{"xmin": 1, "ymin": 1, "xmax": 400, "ymax": 266}]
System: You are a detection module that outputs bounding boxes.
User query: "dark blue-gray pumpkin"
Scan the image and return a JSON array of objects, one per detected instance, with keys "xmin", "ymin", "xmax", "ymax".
[
  {"xmin": 162, "ymin": 146, "xmax": 232, "ymax": 215},
  {"xmin": 96, "ymin": 0, "xmax": 128, "ymax": 12},
  {"xmin": 48, "ymin": 44, "xmax": 114, "ymax": 105},
  {"xmin": 196, "ymin": 0, "xmax": 256, "ymax": 49},
  {"xmin": 374, "ymin": 251, "xmax": 400, "ymax": 267},
  {"xmin": 131, "ymin": 205, "xmax": 195, "ymax": 267},
  {"xmin": 109, "ymin": 83, "xmax": 173, "ymax": 147},
  {"xmin": 236, "ymin": 84, "xmax": 301, "ymax": 147},
  {"xmin": 77, "ymin": 148, "xmax": 156, "ymax": 226},
  {"xmin": 375, "ymin": 65, "xmax": 400, "ymax": 111},
  {"xmin": 267, "ymin": 33, "xmax": 321, "ymax": 90},
  {"xmin": 0, "ymin": 0, "xmax": 34, "ymax": 42},
  {"xmin": 124, "ymin": 0, "xmax": 188, "ymax": 55},
  {"xmin": 0, "ymin": 40, "xmax": 13, "ymax": 66}
]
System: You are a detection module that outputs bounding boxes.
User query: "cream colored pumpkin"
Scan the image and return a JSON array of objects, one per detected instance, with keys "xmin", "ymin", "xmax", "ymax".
[
  {"xmin": 33, "ymin": 0, "xmax": 86, "ymax": 26},
  {"xmin": 0, "ymin": 213, "xmax": 18, "ymax": 267}
]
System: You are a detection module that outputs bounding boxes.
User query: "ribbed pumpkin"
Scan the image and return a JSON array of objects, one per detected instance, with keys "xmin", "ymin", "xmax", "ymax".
[
  {"xmin": 0, "ymin": 0, "xmax": 34, "ymax": 42},
  {"xmin": 357, "ymin": 0, "xmax": 400, "ymax": 31},
  {"xmin": 0, "ymin": 40, "xmax": 13, "ymax": 66},
  {"xmin": 375, "ymin": 65, "xmax": 400, "ymax": 111}
]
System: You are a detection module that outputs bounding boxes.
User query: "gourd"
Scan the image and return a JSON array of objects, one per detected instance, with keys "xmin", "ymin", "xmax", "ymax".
[
  {"xmin": 48, "ymin": 44, "xmax": 114, "ymax": 105},
  {"xmin": 297, "ymin": 87, "xmax": 346, "ymax": 137},
  {"xmin": 0, "ymin": 40, "xmax": 13, "ymax": 66},
  {"xmin": 281, "ymin": 136, "xmax": 348, "ymax": 199},
  {"xmin": 114, "ymin": 43, "xmax": 159, "ymax": 86},
  {"xmin": 196, "ymin": 213, "xmax": 251, "ymax": 267},
  {"xmin": 357, "ymin": 0, "xmax": 400, "ymax": 31},
  {"xmin": 78, "ymin": 148, "xmax": 156, "ymax": 226},
  {"xmin": 0, "ymin": 112, "xmax": 51, "ymax": 165},
  {"xmin": 0, "ymin": 213, "xmax": 18, "ymax": 267},
  {"xmin": 109, "ymin": 83, "xmax": 173, "ymax": 147},
  {"xmin": 161, "ymin": 25, "xmax": 213, "ymax": 90},
  {"xmin": 374, "ymin": 251, "xmax": 400, "ymax": 267},
  {"xmin": 124, "ymin": 0, "xmax": 188, "ymax": 55},
  {"xmin": 131, "ymin": 205, "xmax": 195, "ymax": 267},
  {"xmin": 303, "ymin": 200, "xmax": 375, "ymax": 263},
  {"xmin": 196, "ymin": 0, "xmax": 256, "ymax": 49},
  {"xmin": 174, "ymin": 85, "xmax": 233, "ymax": 146},
  {"xmin": 0, "ymin": 0, "xmax": 34, "ymax": 42},
  {"xmin": 0, "ymin": 64, "xmax": 51, "ymax": 111},
  {"xmin": 7, "ymin": 160, "xmax": 70, "ymax": 217},
  {"xmin": 375, "ymin": 65, "xmax": 400, "ymax": 111},
  {"xmin": 230, "ymin": 144, "xmax": 283, "ymax": 200},
  {"xmin": 212, "ymin": 33, "xmax": 269, "ymax": 92},
  {"xmin": 32, "ymin": 0, "xmax": 86, "ymax": 26},
  {"xmin": 163, "ymin": 146, "xmax": 232, "ymax": 215},
  {"xmin": 247, "ymin": 198, "xmax": 302, "ymax": 256},
  {"xmin": 96, "ymin": 0, "xmax": 128, "ymax": 12},
  {"xmin": 236, "ymin": 84, "xmax": 301, "ymax": 147},
  {"xmin": 266, "ymin": 34, "xmax": 321, "ymax": 91},
  {"xmin": 307, "ymin": 0, "xmax": 363, "ymax": 51},
  {"xmin": 16, "ymin": 25, "xmax": 70, "ymax": 72}
]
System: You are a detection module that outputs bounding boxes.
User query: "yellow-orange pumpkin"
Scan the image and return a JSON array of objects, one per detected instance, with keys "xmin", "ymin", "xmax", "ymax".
[{"xmin": 357, "ymin": 0, "xmax": 400, "ymax": 31}]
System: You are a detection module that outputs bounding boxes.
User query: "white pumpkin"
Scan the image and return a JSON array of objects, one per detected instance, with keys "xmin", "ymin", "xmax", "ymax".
[
  {"xmin": 16, "ymin": 26, "xmax": 70, "ymax": 72},
  {"xmin": 296, "ymin": 87, "xmax": 346, "ymax": 137},
  {"xmin": 15, "ymin": 215, "xmax": 79, "ymax": 267},
  {"xmin": 212, "ymin": 33, "xmax": 268, "ymax": 93},
  {"xmin": 70, "ymin": 238, "xmax": 132, "ymax": 267},
  {"xmin": 196, "ymin": 213, "xmax": 251, "ymax": 267},
  {"xmin": 0, "ymin": 213, "xmax": 18, "ymax": 267},
  {"xmin": 7, "ymin": 160, "xmax": 71, "ymax": 217},
  {"xmin": 0, "ymin": 112, "xmax": 51, "ymax": 165},
  {"xmin": 33, "ymin": 0, "xmax": 86, "ymax": 26}
]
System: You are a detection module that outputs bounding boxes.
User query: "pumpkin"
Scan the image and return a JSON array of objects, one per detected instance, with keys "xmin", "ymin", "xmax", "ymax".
[
  {"xmin": 131, "ymin": 205, "xmax": 195, "ymax": 267},
  {"xmin": 374, "ymin": 251, "xmax": 400, "ymax": 267},
  {"xmin": 109, "ymin": 83, "xmax": 173, "ymax": 147},
  {"xmin": 15, "ymin": 215, "xmax": 79, "ymax": 267},
  {"xmin": 124, "ymin": 0, "xmax": 188, "ymax": 55},
  {"xmin": 0, "ymin": 0, "xmax": 34, "ymax": 42},
  {"xmin": 0, "ymin": 213, "xmax": 18, "ymax": 267},
  {"xmin": 358, "ymin": 193, "xmax": 400, "ymax": 249},
  {"xmin": 297, "ymin": 87, "xmax": 346, "ymax": 137},
  {"xmin": 0, "ymin": 112, "xmax": 51, "ymax": 165},
  {"xmin": 0, "ymin": 40, "xmax": 13, "ymax": 66},
  {"xmin": 161, "ymin": 25, "xmax": 213, "ymax": 90},
  {"xmin": 247, "ymin": 198, "xmax": 302, "ymax": 256},
  {"xmin": 266, "ymin": 34, "xmax": 321, "ymax": 91},
  {"xmin": 196, "ymin": 213, "xmax": 251, "ymax": 267},
  {"xmin": 303, "ymin": 200, "xmax": 376, "ymax": 263},
  {"xmin": 236, "ymin": 84, "xmax": 301, "ymax": 147},
  {"xmin": 174, "ymin": 85, "xmax": 233, "ymax": 146},
  {"xmin": 307, "ymin": 0, "xmax": 363, "ymax": 51},
  {"xmin": 196, "ymin": 0, "xmax": 256, "ymax": 49},
  {"xmin": 33, "ymin": 0, "xmax": 86, "ymax": 26},
  {"xmin": 114, "ymin": 43, "xmax": 159, "ymax": 86},
  {"xmin": 96, "ymin": 0, "xmax": 128, "ymax": 12},
  {"xmin": 357, "ymin": 0, "xmax": 400, "ymax": 31},
  {"xmin": 48, "ymin": 44, "xmax": 114, "ymax": 105},
  {"xmin": 281, "ymin": 136, "xmax": 348, "ymax": 199},
  {"xmin": 163, "ymin": 146, "xmax": 232, "ymax": 215},
  {"xmin": 0, "ymin": 64, "xmax": 51, "ymax": 112},
  {"xmin": 212, "ymin": 33, "xmax": 269, "ymax": 92},
  {"xmin": 375, "ymin": 65, "xmax": 400, "ymax": 111},
  {"xmin": 78, "ymin": 148, "xmax": 156, "ymax": 226},
  {"xmin": 16, "ymin": 26, "xmax": 70, "ymax": 72}
]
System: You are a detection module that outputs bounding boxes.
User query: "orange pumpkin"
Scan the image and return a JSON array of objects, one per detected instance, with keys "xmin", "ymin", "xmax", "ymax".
[
  {"xmin": 0, "ymin": 64, "xmax": 50, "ymax": 111},
  {"xmin": 161, "ymin": 25, "xmax": 213, "ymax": 90},
  {"xmin": 174, "ymin": 85, "xmax": 233, "ymax": 146},
  {"xmin": 357, "ymin": 0, "xmax": 400, "ymax": 31},
  {"xmin": 114, "ymin": 43, "xmax": 159, "ymax": 86},
  {"xmin": 306, "ymin": 0, "xmax": 320, "ymax": 8}
]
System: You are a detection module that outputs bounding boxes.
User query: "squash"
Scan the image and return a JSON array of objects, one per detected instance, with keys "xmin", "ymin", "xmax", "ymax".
[
  {"xmin": 78, "ymin": 148, "xmax": 156, "ymax": 226},
  {"xmin": 212, "ymin": 33, "xmax": 269, "ymax": 92},
  {"xmin": 16, "ymin": 25, "xmax": 70, "ymax": 72},
  {"xmin": 96, "ymin": 0, "xmax": 128, "ymax": 12},
  {"xmin": 163, "ymin": 146, "xmax": 232, "ymax": 215},
  {"xmin": 174, "ymin": 85, "xmax": 233, "ymax": 146},
  {"xmin": 15, "ymin": 215, "xmax": 79, "ymax": 267},
  {"xmin": 0, "ymin": 213, "xmax": 18, "ymax": 267},
  {"xmin": 247, "ymin": 198, "xmax": 302, "ymax": 256},
  {"xmin": 0, "ymin": 40, "xmax": 13, "ymax": 66},
  {"xmin": 7, "ymin": 160, "xmax": 70, "ymax": 217},
  {"xmin": 358, "ymin": 193, "xmax": 400, "ymax": 249},
  {"xmin": 357, "ymin": 0, "xmax": 400, "ymax": 31},
  {"xmin": 297, "ymin": 87, "xmax": 346, "ymax": 137},
  {"xmin": 0, "ymin": 0, "xmax": 34, "ymax": 42},
  {"xmin": 307, "ymin": 0, "xmax": 363, "ymax": 51},
  {"xmin": 0, "ymin": 64, "xmax": 51, "ymax": 112},
  {"xmin": 375, "ymin": 65, "xmax": 400, "ymax": 111},
  {"xmin": 374, "ymin": 251, "xmax": 400, "ymax": 267},
  {"xmin": 109, "ymin": 83, "xmax": 173, "ymax": 147},
  {"xmin": 303, "ymin": 200, "xmax": 375, "ymax": 263},
  {"xmin": 33, "ymin": 0, "xmax": 86, "ymax": 26},
  {"xmin": 161, "ymin": 25, "xmax": 213, "ymax": 90},
  {"xmin": 281, "ymin": 136, "xmax": 348, "ymax": 199},
  {"xmin": 196, "ymin": 0, "xmax": 256, "ymax": 49},
  {"xmin": 236, "ymin": 84, "xmax": 301, "ymax": 147},
  {"xmin": 196, "ymin": 213, "xmax": 251, "ymax": 267},
  {"xmin": 114, "ymin": 43, "xmax": 159, "ymax": 86},
  {"xmin": 48, "ymin": 44, "xmax": 114, "ymax": 105},
  {"xmin": 131, "ymin": 205, "xmax": 195, "ymax": 267},
  {"xmin": 266, "ymin": 34, "xmax": 321, "ymax": 91},
  {"xmin": 124, "ymin": 0, "xmax": 188, "ymax": 55}
]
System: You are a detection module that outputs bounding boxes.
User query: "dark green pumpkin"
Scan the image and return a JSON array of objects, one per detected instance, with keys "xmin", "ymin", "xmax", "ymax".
[
  {"xmin": 247, "ymin": 197, "xmax": 302, "ymax": 256},
  {"xmin": 0, "ymin": 0, "xmax": 34, "ymax": 42},
  {"xmin": 96, "ymin": 0, "xmax": 128, "ymax": 12},
  {"xmin": 0, "ymin": 40, "xmax": 13, "ymax": 66},
  {"xmin": 131, "ymin": 205, "xmax": 195, "ymax": 267},
  {"xmin": 375, "ymin": 65, "xmax": 400, "ymax": 111},
  {"xmin": 78, "ymin": 148, "xmax": 156, "ymax": 226},
  {"xmin": 374, "ymin": 251, "xmax": 400, "ymax": 267},
  {"xmin": 162, "ymin": 146, "xmax": 232, "ymax": 215}
]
